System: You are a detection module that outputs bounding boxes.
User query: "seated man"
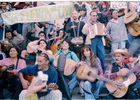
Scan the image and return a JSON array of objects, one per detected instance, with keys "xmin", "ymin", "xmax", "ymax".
[
  {"xmin": 5, "ymin": 30, "xmax": 24, "ymax": 48},
  {"xmin": 18, "ymin": 53, "xmax": 62, "ymax": 100},
  {"xmin": 104, "ymin": 49, "xmax": 140, "ymax": 99}
]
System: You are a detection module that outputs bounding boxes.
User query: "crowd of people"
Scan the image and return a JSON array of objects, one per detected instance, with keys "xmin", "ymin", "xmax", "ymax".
[{"xmin": 0, "ymin": 1, "xmax": 140, "ymax": 100}]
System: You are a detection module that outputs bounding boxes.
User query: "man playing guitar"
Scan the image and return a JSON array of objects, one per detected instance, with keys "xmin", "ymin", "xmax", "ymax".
[
  {"xmin": 104, "ymin": 49, "xmax": 140, "ymax": 99},
  {"xmin": 18, "ymin": 53, "xmax": 62, "ymax": 100}
]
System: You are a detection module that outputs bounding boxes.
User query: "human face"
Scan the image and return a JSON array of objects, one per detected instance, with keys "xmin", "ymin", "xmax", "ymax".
[
  {"xmin": 72, "ymin": 11, "xmax": 79, "ymax": 20},
  {"xmin": 37, "ymin": 56, "xmax": 48, "ymax": 69},
  {"xmin": 83, "ymin": 48, "xmax": 90, "ymax": 58},
  {"xmin": 112, "ymin": 10, "xmax": 118, "ymax": 19},
  {"xmin": 9, "ymin": 48, "xmax": 18, "ymax": 58},
  {"xmin": 90, "ymin": 12, "xmax": 98, "ymax": 23},
  {"xmin": 38, "ymin": 33, "xmax": 45, "ymax": 39},
  {"xmin": 39, "ymin": 41, "xmax": 47, "ymax": 49},
  {"xmin": 59, "ymin": 30, "xmax": 64, "ymax": 38},
  {"xmin": 102, "ymin": 4, "xmax": 106, "ymax": 10},
  {"xmin": 79, "ymin": 10, "xmax": 86, "ymax": 17},
  {"xmin": 62, "ymin": 41, "xmax": 69, "ymax": 50},
  {"xmin": 114, "ymin": 53, "xmax": 124, "ymax": 64},
  {"xmin": 1, "ymin": 2, "xmax": 7, "ymax": 9},
  {"xmin": 6, "ymin": 32, "xmax": 12, "ymax": 40}
]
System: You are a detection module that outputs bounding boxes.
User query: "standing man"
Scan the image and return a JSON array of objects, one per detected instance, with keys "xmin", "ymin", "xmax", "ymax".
[
  {"xmin": 106, "ymin": 9, "xmax": 128, "ymax": 63},
  {"xmin": 18, "ymin": 53, "xmax": 62, "ymax": 100},
  {"xmin": 66, "ymin": 10, "xmax": 85, "ymax": 55},
  {"xmin": 82, "ymin": 11, "xmax": 106, "ymax": 71},
  {"xmin": 104, "ymin": 49, "xmax": 140, "ymax": 99}
]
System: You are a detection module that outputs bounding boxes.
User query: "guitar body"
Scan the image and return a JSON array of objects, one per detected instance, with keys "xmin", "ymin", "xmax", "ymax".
[
  {"xmin": 64, "ymin": 59, "xmax": 77, "ymax": 76},
  {"xmin": 128, "ymin": 21, "xmax": 140, "ymax": 36},
  {"xmin": 26, "ymin": 43, "xmax": 38, "ymax": 55},
  {"xmin": 106, "ymin": 68, "xmax": 136, "ymax": 98},
  {"xmin": 124, "ymin": 5, "xmax": 139, "ymax": 24},
  {"xmin": 52, "ymin": 55, "xmax": 77, "ymax": 76},
  {"xmin": 51, "ymin": 39, "xmax": 62, "ymax": 54},
  {"xmin": 76, "ymin": 64, "xmax": 98, "ymax": 82}
]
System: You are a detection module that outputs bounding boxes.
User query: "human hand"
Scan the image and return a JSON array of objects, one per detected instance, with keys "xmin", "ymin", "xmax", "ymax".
[
  {"xmin": 21, "ymin": 79, "xmax": 30, "ymax": 89},
  {"xmin": 71, "ymin": 26, "xmax": 77, "ymax": 29},
  {"xmin": 32, "ymin": 28, "xmax": 37, "ymax": 33},
  {"xmin": 13, "ymin": 30, "xmax": 17, "ymax": 35},
  {"xmin": 27, "ymin": 77, "xmax": 46, "ymax": 96}
]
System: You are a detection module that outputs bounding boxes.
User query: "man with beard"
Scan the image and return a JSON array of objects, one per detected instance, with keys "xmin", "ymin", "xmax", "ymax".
[
  {"xmin": 66, "ymin": 10, "xmax": 85, "ymax": 56},
  {"xmin": 18, "ymin": 53, "xmax": 62, "ymax": 100}
]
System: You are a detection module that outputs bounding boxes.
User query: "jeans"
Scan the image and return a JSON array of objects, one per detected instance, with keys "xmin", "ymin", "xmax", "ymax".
[
  {"xmin": 65, "ymin": 72, "xmax": 78, "ymax": 94},
  {"xmin": 19, "ymin": 89, "xmax": 62, "ymax": 100},
  {"xmin": 126, "ymin": 33, "xmax": 135, "ymax": 49},
  {"xmin": 84, "ymin": 80, "xmax": 105, "ymax": 100},
  {"xmin": 22, "ymin": 23, "xmax": 35, "ymax": 50},
  {"xmin": 111, "ymin": 41, "xmax": 126, "ymax": 63},
  {"xmin": 90, "ymin": 37, "xmax": 105, "ymax": 71},
  {"xmin": 44, "ymin": 23, "xmax": 55, "ymax": 39},
  {"xmin": 0, "ymin": 76, "xmax": 22, "ymax": 100},
  {"xmin": 128, "ymin": 38, "xmax": 140, "ymax": 56}
]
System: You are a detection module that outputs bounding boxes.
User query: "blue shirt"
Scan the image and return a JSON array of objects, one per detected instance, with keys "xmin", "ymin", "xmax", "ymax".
[
  {"xmin": 50, "ymin": 50, "xmax": 80, "ymax": 63},
  {"xmin": 18, "ymin": 64, "xmax": 58, "ymax": 98}
]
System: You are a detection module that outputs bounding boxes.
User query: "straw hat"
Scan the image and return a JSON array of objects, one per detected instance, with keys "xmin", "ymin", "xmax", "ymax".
[{"xmin": 110, "ymin": 49, "xmax": 130, "ymax": 57}]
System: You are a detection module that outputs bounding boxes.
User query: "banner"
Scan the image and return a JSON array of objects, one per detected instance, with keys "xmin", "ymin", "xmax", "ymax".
[
  {"xmin": 2, "ymin": 3, "xmax": 74, "ymax": 25},
  {"xmin": 110, "ymin": 1, "xmax": 139, "ymax": 10}
]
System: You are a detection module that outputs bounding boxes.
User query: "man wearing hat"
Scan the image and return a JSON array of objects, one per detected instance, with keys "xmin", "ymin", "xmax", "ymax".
[
  {"xmin": 104, "ymin": 49, "xmax": 140, "ymax": 99},
  {"xmin": 79, "ymin": 7, "xmax": 88, "ymax": 23}
]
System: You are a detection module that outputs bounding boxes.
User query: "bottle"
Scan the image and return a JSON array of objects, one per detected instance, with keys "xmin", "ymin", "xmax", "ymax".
[{"xmin": 35, "ymin": 71, "xmax": 48, "ymax": 86}]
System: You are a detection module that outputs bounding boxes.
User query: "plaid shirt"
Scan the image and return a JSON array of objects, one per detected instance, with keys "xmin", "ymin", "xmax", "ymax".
[{"xmin": 104, "ymin": 63, "xmax": 140, "ymax": 80}]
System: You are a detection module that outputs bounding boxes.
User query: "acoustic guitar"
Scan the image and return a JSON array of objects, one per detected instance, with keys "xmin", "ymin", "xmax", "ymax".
[
  {"xmin": 46, "ymin": 52, "xmax": 77, "ymax": 76},
  {"xmin": 124, "ymin": 2, "xmax": 139, "ymax": 24},
  {"xmin": 76, "ymin": 63, "xmax": 139, "ymax": 98},
  {"xmin": 127, "ymin": 20, "xmax": 140, "ymax": 36},
  {"xmin": 51, "ymin": 33, "xmax": 68, "ymax": 54},
  {"xmin": 24, "ymin": 75, "xmax": 58, "ymax": 90}
]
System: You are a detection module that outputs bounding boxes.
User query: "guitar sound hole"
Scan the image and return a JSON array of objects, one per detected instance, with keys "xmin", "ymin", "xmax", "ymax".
[{"xmin": 87, "ymin": 71, "xmax": 92, "ymax": 76}]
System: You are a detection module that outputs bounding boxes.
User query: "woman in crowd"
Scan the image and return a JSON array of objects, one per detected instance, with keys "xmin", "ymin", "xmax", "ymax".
[
  {"xmin": 0, "ymin": 46, "xmax": 27, "ymax": 99},
  {"xmin": 28, "ymin": 39, "xmax": 53, "ymax": 64},
  {"xmin": 79, "ymin": 46, "xmax": 105, "ymax": 100}
]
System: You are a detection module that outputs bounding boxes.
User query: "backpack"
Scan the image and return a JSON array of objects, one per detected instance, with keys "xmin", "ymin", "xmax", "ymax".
[{"xmin": 57, "ymin": 54, "xmax": 71, "ymax": 100}]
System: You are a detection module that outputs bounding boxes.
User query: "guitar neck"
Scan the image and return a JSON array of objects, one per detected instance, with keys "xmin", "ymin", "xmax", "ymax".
[
  {"xmin": 127, "ymin": 2, "xmax": 130, "ymax": 12},
  {"xmin": 91, "ymin": 73, "xmax": 114, "ymax": 84},
  {"xmin": 126, "ymin": 62, "xmax": 139, "ymax": 77},
  {"xmin": 46, "ymin": 52, "xmax": 57, "ymax": 60}
]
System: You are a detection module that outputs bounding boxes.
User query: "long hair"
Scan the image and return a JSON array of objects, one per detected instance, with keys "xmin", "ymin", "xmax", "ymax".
[
  {"xmin": 37, "ymin": 39, "xmax": 50, "ymax": 50},
  {"xmin": 81, "ymin": 46, "xmax": 96, "ymax": 68}
]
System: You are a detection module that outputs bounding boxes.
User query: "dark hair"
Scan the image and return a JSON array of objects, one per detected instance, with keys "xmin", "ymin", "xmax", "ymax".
[
  {"xmin": 81, "ymin": 46, "xmax": 96, "ymax": 68},
  {"xmin": 90, "ymin": 11, "xmax": 97, "ymax": 16},
  {"xmin": 7, "ymin": 46, "xmax": 20, "ymax": 58},
  {"xmin": 5, "ymin": 30, "xmax": 13, "ymax": 38},
  {"xmin": 111, "ymin": 9, "xmax": 117, "ymax": 15},
  {"xmin": 1, "ymin": 2, "xmax": 8, "ymax": 5},
  {"xmin": 38, "ymin": 31, "xmax": 46, "ymax": 38},
  {"xmin": 57, "ymin": 29, "xmax": 65, "ymax": 38},
  {"xmin": 37, "ymin": 53, "xmax": 50, "ymax": 61},
  {"xmin": 37, "ymin": 39, "xmax": 50, "ymax": 50}
]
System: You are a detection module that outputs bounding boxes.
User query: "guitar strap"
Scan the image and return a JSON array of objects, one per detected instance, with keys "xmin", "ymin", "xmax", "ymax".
[
  {"xmin": 15, "ymin": 58, "xmax": 19, "ymax": 69},
  {"xmin": 76, "ymin": 78, "xmax": 118, "ymax": 97}
]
